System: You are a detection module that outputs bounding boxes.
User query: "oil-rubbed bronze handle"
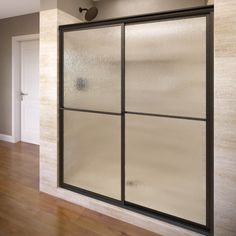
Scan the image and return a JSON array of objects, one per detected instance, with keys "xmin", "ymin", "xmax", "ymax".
[{"xmin": 76, "ymin": 78, "xmax": 87, "ymax": 91}]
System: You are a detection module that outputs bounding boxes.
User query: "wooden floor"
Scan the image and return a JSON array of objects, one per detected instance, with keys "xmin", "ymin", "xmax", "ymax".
[{"xmin": 0, "ymin": 141, "xmax": 159, "ymax": 236}]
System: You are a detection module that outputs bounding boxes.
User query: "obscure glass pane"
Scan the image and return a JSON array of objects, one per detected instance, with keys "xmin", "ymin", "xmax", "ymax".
[
  {"xmin": 126, "ymin": 17, "xmax": 206, "ymax": 118},
  {"xmin": 125, "ymin": 114, "xmax": 206, "ymax": 224},
  {"xmin": 64, "ymin": 26, "xmax": 121, "ymax": 113},
  {"xmin": 64, "ymin": 110, "xmax": 121, "ymax": 199}
]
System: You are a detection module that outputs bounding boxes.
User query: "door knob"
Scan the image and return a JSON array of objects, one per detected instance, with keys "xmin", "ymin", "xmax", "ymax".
[
  {"xmin": 21, "ymin": 92, "xmax": 28, "ymax": 96},
  {"xmin": 20, "ymin": 92, "xmax": 28, "ymax": 101}
]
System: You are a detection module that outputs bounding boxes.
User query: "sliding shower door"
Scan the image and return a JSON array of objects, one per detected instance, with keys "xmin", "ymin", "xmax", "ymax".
[
  {"xmin": 59, "ymin": 8, "xmax": 213, "ymax": 233},
  {"xmin": 62, "ymin": 25, "xmax": 122, "ymax": 200},
  {"xmin": 125, "ymin": 17, "xmax": 207, "ymax": 225}
]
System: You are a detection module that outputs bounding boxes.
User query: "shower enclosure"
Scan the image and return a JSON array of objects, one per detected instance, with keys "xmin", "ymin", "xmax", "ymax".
[{"xmin": 59, "ymin": 6, "xmax": 213, "ymax": 235}]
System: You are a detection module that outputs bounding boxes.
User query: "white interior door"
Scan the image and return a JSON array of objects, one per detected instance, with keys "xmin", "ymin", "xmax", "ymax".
[{"xmin": 20, "ymin": 40, "xmax": 39, "ymax": 145}]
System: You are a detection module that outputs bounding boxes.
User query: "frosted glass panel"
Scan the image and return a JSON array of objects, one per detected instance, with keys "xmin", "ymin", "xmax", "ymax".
[
  {"xmin": 125, "ymin": 114, "xmax": 206, "ymax": 224},
  {"xmin": 126, "ymin": 17, "xmax": 206, "ymax": 118},
  {"xmin": 64, "ymin": 110, "xmax": 121, "ymax": 199},
  {"xmin": 64, "ymin": 26, "xmax": 121, "ymax": 113}
]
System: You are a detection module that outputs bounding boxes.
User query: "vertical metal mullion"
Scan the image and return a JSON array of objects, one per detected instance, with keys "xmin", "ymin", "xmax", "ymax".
[
  {"xmin": 59, "ymin": 29, "xmax": 64, "ymax": 186},
  {"xmin": 121, "ymin": 23, "xmax": 125, "ymax": 203},
  {"xmin": 59, "ymin": 109, "xmax": 64, "ymax": 185},
  {"xmin": 206, "ymin": 12, "xmax": 214, "ymax": 235},
  {"xmin": 59, "ymin": 30, "xmax": 64, "ymax": 109}
]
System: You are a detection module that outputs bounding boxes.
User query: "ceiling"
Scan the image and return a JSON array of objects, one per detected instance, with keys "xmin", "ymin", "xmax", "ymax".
[{"xmin": 0, "ymin": 0, "xmax": 40, "ymax": 19}]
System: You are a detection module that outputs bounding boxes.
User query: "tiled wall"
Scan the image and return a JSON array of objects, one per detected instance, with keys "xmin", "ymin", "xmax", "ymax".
[{"xmin": 214, "ymin": 0, "xmax": 236, "ymax": 235}]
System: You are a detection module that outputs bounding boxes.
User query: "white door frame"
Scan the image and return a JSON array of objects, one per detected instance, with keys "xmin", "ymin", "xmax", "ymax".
[{"xmin": 12, "ymin": 34, "xmax": 39, "ymax": 143}]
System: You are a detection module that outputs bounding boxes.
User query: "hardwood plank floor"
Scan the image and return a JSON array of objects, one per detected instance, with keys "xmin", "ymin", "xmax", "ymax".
[{"xmin": 0, "ymin": 141, "xmax": 160, "ymax": 236}]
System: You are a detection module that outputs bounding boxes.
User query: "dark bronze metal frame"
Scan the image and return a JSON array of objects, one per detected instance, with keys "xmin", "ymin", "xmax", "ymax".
[{"xmin": 59, "ymin": 5, "xmax": 214, "ymax": 236}]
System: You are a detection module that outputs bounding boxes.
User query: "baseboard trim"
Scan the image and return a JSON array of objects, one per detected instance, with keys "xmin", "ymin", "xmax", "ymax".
[{"xmin": 0, "ymin": 134, "xmax": 16, "ymax": 143}]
